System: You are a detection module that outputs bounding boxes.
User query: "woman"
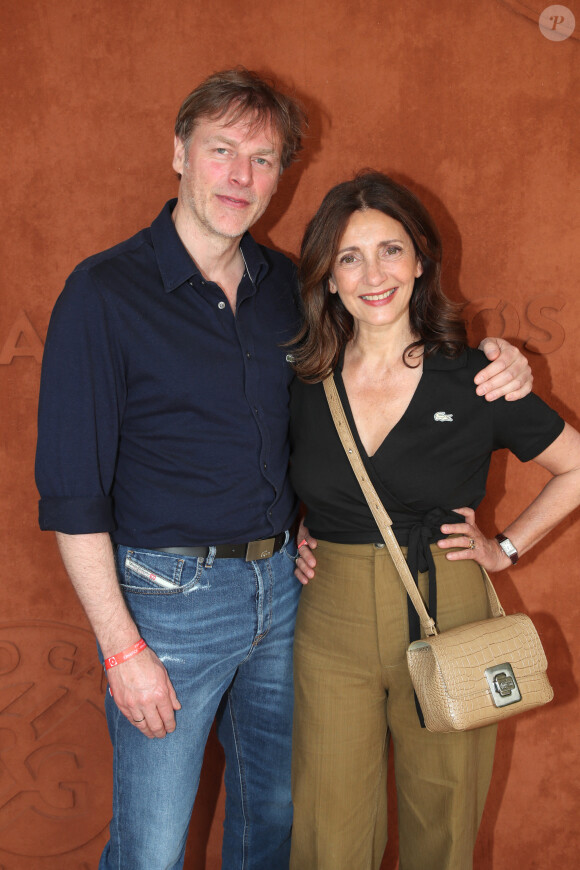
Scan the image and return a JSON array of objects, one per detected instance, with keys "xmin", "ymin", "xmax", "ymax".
[{"xmin": 288, "ymin": 171, "xmax": 580, "ymax": 870}]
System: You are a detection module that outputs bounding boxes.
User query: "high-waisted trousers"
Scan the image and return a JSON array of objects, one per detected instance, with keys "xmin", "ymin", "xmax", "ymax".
[{"xmin": 290, "ymin": 541, "xmax": 497, "ymax": 870}]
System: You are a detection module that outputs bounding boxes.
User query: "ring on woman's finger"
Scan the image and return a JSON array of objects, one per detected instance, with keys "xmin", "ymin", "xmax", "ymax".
[
  {"xmin": 468, "ymin": 538, "xmax": 476, "ymax": 550},
  {"xmin": 297, "ymin": 538, "xmax": 308, "ymax": 549},
  {"xmin": 132, "ymin": 716, "xmax": 146, "ymax": 723}
]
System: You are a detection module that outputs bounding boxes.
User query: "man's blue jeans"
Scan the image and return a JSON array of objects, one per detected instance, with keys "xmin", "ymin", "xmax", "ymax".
[{"xmin": 99, "ymin": 535, "xmax": 300, "ymax": 870}]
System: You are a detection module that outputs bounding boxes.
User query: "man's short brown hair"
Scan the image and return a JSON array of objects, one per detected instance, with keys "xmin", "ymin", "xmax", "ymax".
[{"xmin": 175, "ymin": 67, "xmax": 307, "ymax": 171}]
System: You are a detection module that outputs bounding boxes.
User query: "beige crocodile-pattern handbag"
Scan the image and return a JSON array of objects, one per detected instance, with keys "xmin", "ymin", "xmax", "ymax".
[{"xmin": 323, "ymin": 375, "xmax": 554, "ymax": 733}]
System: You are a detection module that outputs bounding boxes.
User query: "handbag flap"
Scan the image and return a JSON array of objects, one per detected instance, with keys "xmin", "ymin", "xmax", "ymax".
[{"xmin": 410, "ymin": 612, "xmax": 548, "ymax": 701}]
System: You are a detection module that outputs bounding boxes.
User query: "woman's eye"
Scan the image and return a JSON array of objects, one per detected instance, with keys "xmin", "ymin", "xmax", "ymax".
[
  {"xmin": 338, "ymin": 254, "xmax": 357, "ymax": 265},
  {"xmin": 385, "ymin": 246, "xmax": 402, "ymax": 256}
]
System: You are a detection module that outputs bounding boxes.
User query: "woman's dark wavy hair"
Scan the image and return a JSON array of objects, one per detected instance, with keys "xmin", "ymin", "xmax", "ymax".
[{"xmin": 292, "ymin": 170, "xmax": 467, "ymax": 382}]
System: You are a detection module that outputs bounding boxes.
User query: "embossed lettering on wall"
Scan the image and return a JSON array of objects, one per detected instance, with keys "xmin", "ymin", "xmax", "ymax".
[
  {"xmin": 0, "ymin": 312, "xmax": 44, "ymax": 365},
  {"xmin": 0, "ymin": 622, "xmax": 110, "ymax": 861},
  {"xmin": 0, "ymin": 301, "xmax": 569, "ymax": 370},
  {"xmin": 463, "ymin": 294, "xmax": 566, "ymax": 354}
]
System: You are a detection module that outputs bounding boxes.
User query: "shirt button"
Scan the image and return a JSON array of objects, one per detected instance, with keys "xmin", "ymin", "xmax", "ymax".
[
  {"xmin": 218, "ymin": 301, "xmax": 226, "ymax": 310},
  {"xmin": 246, "ymin": 352, "xmax": 251, "ymax": 358},
  {"xmin": 263, "ymin": 463, "xmax": 267, "ymax": 470}
]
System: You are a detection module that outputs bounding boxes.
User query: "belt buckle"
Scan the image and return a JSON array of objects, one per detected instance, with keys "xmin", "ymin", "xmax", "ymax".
[{"xmin": 245, "ymin": 537, "xmax": 276, "ymax": 561}]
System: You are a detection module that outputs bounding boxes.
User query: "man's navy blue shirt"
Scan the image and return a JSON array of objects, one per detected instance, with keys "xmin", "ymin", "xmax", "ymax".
[{"xmin": 36, "ymin": 200, "xmax": 301, "ymax": 546}]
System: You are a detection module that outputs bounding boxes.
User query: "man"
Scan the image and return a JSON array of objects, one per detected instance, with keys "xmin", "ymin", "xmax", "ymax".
[{"xmin": 35, "ymin": 68, "xmax": 531, "ymax": 870}]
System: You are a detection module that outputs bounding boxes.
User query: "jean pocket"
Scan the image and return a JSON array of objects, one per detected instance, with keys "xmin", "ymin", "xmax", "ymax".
[
  {"xmin": 282, "ymin": 538, "xmax": 298, "ymax": 566},
  {"xmin": 121, "ymin": 549, "xmax": 203, "ymax": 595}
]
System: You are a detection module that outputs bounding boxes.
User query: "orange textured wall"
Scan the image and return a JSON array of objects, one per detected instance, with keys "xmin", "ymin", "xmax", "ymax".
[{"xmin": 0, "ymin": 1, "xmax": 578, "ymax": 867}]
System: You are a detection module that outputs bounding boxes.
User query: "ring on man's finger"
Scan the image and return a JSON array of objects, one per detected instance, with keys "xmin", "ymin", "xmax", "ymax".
[
  {"xmin": 468, "ymin": 538, "xmax": 476, "ymax": 550},
  {"xmin": 132, "ymin": 716, "xmax": 146, "ymax": 723}
]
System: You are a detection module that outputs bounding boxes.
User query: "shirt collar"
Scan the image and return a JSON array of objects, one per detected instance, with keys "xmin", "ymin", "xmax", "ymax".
[
  {"xmin": 150, "ymin": 199, "xmax": 269, "ymax": 293},
  {"xmin": 239, "ymin": 232, "xmax": 269, "ymax": 286},
  {"xmin": 422, "ymin": 347, "xmax": 468, "ymax": 371}
]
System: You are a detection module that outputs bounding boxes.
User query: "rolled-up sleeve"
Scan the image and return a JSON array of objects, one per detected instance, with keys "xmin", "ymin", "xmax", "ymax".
[{"xmin": 35, "ymin": 268, "xmax": 125, "ymax": 533}]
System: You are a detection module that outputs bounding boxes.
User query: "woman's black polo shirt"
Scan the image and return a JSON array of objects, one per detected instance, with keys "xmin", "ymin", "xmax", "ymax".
[{"xmin": 289, "ymin": 347, "xmax": 564, "ymax": 544}]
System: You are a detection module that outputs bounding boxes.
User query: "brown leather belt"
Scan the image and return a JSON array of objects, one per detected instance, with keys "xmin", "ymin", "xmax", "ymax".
[{"xmin": 154, "ymin": 531, "xmax": 287, "ymax": 562}]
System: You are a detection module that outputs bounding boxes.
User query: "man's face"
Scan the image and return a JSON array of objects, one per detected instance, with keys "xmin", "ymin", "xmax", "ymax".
[{"xmin": 172, "ymin": 113, "xmax": 282, "ymax": 242}]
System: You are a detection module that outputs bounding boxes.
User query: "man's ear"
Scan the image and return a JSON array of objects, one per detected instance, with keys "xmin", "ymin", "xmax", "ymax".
[{"xmin": 172, "ymin": 136, "xmax": 186, "ymax": 176}]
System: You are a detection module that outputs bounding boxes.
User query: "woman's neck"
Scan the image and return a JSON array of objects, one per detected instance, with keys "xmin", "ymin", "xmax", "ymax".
[{"xmin": 347, "ymin": 319, "xmax": 419, "ymax": 372}]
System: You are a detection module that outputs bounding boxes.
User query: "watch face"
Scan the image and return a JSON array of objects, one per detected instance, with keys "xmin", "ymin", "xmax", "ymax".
[
  {"xmin": 501, "ymin": 539, "xmax": 517, "ymax": 557},
  {"xmin": 497, "ymin": 535, "xmax": 518, "ymax": 563}
]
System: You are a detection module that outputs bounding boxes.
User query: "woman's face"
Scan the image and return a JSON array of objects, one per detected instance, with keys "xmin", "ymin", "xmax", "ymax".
[{"xmin": 329, "ymin": 208, "xmax": 423, "ymax": 333}]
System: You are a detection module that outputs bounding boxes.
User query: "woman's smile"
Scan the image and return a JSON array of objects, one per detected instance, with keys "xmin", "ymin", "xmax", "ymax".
[{"xmin": 360, "ymin": 287, "xmax": 398, "ymax": 303}]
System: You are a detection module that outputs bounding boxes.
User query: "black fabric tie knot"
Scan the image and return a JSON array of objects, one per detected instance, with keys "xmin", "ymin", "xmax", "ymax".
[{"xmin": 394, "ymin": 507, "xmax": 464, "ymax": 645}]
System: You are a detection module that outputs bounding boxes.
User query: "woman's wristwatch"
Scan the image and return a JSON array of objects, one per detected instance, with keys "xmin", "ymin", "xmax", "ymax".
[{"xmin": 495, "ymin": 533, "xmax": 519, "ymax": 565}]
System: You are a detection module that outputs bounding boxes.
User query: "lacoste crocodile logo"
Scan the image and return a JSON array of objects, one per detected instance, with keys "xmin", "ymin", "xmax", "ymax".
[{"xmin": 433, "ymin": 411, "xmax": 453, "ymax": 422}]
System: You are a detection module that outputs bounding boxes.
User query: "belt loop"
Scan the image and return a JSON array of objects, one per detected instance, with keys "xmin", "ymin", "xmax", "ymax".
[
  {"xmin": 283, "ymin": 529, "xmax": 290, "ymax": 548},
  {"xmin": 204, "ymin": 546, "xmax": 217, "ymax": 569}
]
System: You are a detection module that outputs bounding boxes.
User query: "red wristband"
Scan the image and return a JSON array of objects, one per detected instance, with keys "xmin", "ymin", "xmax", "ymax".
[{"xmin": 104, "ymin": 639, "xmax": 148, "ymax": 670}]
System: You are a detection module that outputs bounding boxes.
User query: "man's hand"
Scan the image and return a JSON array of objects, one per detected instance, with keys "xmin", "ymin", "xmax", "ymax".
[
  {"xmin": 475, "ymin": 337, "xmax": 532, "ymax": 401},
  {"xmin": 295, "ymin": 520, "xmax": 317, "ymax": 585},
  {"xmin": 55, "ymin": 531, "xmax": 181, "ymax": 739},
  {"xmin": 107, "ymin": 646, "xmax": 181, "ymax": 739}
]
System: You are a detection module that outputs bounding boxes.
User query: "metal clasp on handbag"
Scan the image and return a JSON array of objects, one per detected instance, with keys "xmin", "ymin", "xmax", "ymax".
[{"xmin": 485, "ymin": 663, "xmax": 522, "ymax": 707}]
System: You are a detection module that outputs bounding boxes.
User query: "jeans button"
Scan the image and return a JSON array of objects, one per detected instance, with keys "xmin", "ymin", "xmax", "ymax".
[{"xmin": 374, "ymin": 542, "xmax": 385, "ymax": 549}]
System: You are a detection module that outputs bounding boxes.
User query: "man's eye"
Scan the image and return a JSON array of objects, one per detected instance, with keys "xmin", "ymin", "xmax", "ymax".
[
  {"xmin": 215, "ymin": 148, "xmax": 229, "ymax": 155},
  {"xmin": 254, "ymin": 157, "xmax": 269, "ymax": 166}
]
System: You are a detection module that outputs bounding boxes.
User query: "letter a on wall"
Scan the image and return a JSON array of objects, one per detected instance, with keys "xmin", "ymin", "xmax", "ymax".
[{"xmin": 0, "ymin": 310, "xmax": 44, "ymax": 364}]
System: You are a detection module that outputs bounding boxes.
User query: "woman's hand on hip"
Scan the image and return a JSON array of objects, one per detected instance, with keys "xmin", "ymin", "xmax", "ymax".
[{"xmin": 437, "ymin": 507, "xmax": 512, "ymax": 572}]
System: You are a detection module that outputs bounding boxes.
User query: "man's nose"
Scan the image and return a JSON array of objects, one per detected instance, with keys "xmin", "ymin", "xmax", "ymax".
[{"xmin": 229, "ymin": 155, "xmax": 253, "ymax": 187}]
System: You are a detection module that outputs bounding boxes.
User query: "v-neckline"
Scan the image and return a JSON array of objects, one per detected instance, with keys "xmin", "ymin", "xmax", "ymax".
[{"xmin": 334, "ymin": 361, "xmax": 425, "ymax": 460}]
